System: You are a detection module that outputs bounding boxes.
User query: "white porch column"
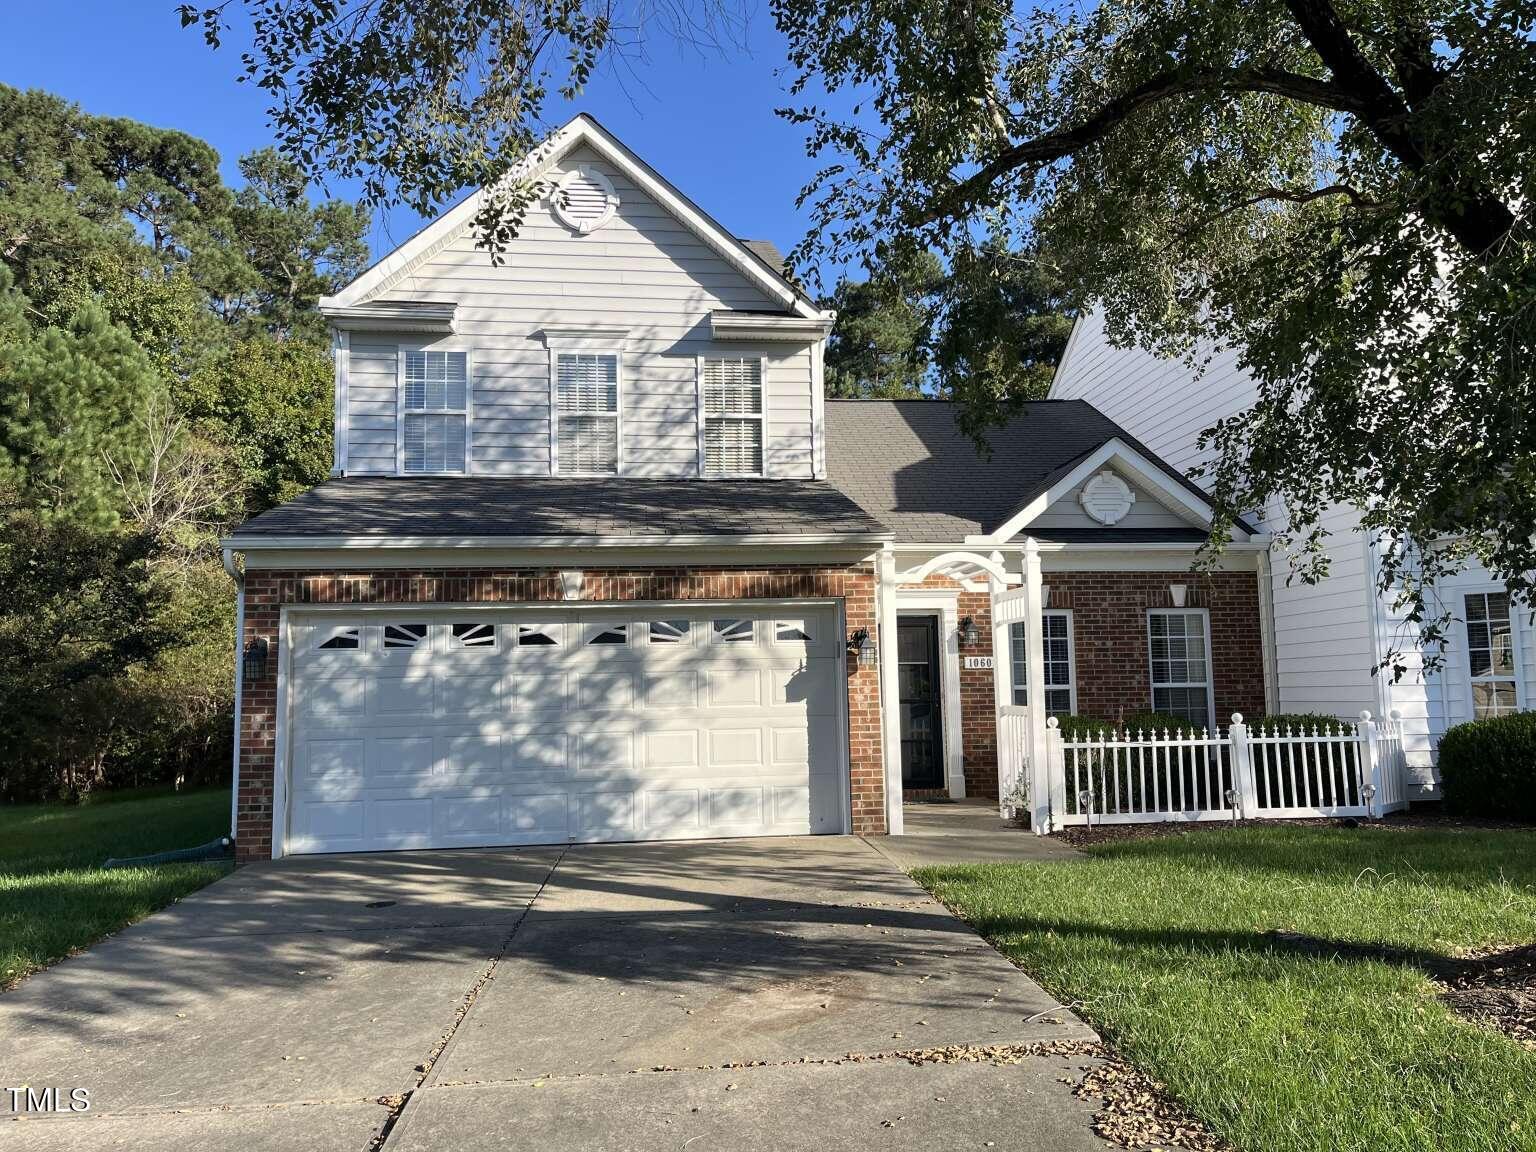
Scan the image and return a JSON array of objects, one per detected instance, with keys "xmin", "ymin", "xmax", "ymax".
[
  {"xmin": 989, "ymin": 550, "xmax": 1014, "ymax": 817},
  {"xmin": 1022, "ymin": 537, "xmax": 1051, "ymax": 833},
  {"xmin": 878, "ymin": 545, "xmax": 904, "ymax": 836}
]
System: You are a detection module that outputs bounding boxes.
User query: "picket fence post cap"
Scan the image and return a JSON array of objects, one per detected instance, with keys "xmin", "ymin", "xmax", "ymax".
[
  {"xmin": 1230, "ymin": 712, "xmax": 1243, "ymax": 725},
  {"xmin": 1359, "ymin": 710, "xmax": 1373, "ymax": 722},
  {"xmin": 1046, "ymin": 716, "xmax": 1060, "ymax": 729}
]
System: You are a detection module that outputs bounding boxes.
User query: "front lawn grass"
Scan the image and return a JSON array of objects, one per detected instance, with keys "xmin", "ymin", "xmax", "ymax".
[
  {"xmin": 0, "ymin": 787, "xmax": 232, "ymax": 989},
  {"xmin": 915, "ymin": 825, "xmax": 1536, "ymax": 1152}
]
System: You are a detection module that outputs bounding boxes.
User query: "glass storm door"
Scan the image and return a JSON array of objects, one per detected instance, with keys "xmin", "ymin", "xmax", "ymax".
[{"xmin": 898, "ymin": 616, "xmax": 945, "ymax": 789}]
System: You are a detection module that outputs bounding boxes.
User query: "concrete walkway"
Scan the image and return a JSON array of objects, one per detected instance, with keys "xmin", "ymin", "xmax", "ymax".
[
  {"xmin": 0, "ymin": 836, "xmax": 1106, "ymax": 1152},
  {"xmin": 870, "ymin": 800, "xmax": 1085, "ymax": 869}
]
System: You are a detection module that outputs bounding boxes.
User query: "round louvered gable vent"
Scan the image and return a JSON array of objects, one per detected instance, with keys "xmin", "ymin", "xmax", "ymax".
[
  {"xmin": 1079, "ymin": 470, "xmax": 1136, "ymax": 525},
  {"xmin": 552, "ymin": 166, "xmax": 619, "ymax": 233}
]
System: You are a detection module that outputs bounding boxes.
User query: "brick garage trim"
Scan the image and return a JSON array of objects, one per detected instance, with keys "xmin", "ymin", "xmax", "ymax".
[
  {"xmin": 900, "ymin": 570, "xmax": 1266, "ymax": 800},
  {"xmin": 236, "ymin": 563, "xmax": 882, "ymax": 862}
]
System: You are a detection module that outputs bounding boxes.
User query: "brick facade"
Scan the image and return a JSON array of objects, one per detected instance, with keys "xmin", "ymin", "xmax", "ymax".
[
  {"xmin": 236, "ymin": 563, "xmax": 882, "ymax": 863},
  {"xmin": 901, "ymin": 569, "xmax": 1267, "ymax": 800}
]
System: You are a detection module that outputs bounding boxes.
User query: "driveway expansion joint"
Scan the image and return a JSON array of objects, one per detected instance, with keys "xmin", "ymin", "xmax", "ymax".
[{"xmin": 368, "ymin": 847, "xmax": 568, "ymax": 1152}]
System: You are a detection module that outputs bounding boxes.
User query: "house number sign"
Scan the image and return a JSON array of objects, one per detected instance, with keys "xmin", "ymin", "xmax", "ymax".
[{"xmin": 962, "ymin": 656, "xmax": 995, "ymax": 670}]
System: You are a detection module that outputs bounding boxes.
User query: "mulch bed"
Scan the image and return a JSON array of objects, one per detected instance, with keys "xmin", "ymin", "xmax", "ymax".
[
  {"xmin": 1049, "ymin": 809, "xmax": 1532, "ymax": 848},
  {"xmin": 1436, "ymin": 943, "xmax": 1536, "ymax": 1050}
]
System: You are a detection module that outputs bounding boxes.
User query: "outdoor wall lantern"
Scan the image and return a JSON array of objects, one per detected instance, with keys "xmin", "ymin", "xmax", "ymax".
[
  {"xmin": 848, "ymin": 627, "xmax": 876, "ymax": 664},
  {"xmin": 958, "ymin": 616, "xmax": 981, "ymax": 647},
  {"xmin": 242, "ymin": 636, "xmax": 269, "ymax": 682}
]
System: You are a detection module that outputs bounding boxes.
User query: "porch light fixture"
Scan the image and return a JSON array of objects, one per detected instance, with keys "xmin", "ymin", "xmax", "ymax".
[
  {"xmin": 242, "ymin": 636, "xmax": 269, "ymax": 682},
  {"xmin": 848, "ymin": 627, "xmax": 876, "ymax": 664},
  {"xmin": 958, "ymin": 616, "xmax": 981, "ymax": 647}
]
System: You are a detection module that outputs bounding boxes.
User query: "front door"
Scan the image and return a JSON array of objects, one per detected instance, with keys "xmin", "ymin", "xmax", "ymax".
[{"xmin": 897, "ymin": 615, "xmax": 945, "ymax": 790}]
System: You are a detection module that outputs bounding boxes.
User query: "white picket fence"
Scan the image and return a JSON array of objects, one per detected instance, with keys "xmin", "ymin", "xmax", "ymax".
[{"xmin": 1046, "ymin": 711, "xmax": 1408, "ymax": 827}]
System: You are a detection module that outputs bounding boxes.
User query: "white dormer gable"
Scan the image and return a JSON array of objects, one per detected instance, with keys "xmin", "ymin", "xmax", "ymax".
[{"xmin": 968, "ymin": 438, "xmax": 1246, "ymax": 545}]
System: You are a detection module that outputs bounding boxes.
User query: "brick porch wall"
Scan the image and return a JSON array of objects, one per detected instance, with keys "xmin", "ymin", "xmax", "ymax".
[
  {"xmin": 907, "ymin": 570, "xmax": 1266, "ymax": 800},
  {"xmin": 235, "ymin": 563, "xmax": 882, "ymax": 863}
]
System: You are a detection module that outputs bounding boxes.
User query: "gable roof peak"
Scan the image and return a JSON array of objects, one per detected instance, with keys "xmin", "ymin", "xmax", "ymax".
[{"xmin": 321, "ymin": 112, "xmax": 818, "ymax": 317}]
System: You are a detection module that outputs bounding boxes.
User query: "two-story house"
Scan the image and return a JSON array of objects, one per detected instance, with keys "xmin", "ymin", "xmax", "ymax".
[
  {"xmin": 222, "ymin": 115, "xmax": 1270, "ymax": 861},
  {"xmin": 1051, "ymin": 310, "xmax": 1528, "ymax": 799}
]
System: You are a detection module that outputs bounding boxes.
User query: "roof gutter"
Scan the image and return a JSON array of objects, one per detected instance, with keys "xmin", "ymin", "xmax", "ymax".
[
  {"xmin": 223, "ymin": 531, "xmax": 895, "ymax": 551},
  {"xmin": 905, "ymin": 537, "xmax": 1272, "ymax": 553}
]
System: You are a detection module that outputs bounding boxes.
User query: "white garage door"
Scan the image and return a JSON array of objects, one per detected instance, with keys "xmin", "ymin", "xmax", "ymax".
[{"xmin": 281, "ymin": 605, "xmax": 847, "ymax": 854}]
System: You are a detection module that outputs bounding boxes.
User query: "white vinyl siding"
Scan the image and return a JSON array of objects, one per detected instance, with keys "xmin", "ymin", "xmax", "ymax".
[
  {"xmin": 400, "ymin": 350, "xmax": 468, "ymax": 473},
  {"xmin": 338, "ymin": 148, "xmax": 814, "ymax": 478},
  {"xmin": 1148, "ymin": 610, "xmax": 1214, "ymax": 729},
  {"xmin": 1010, "ymin": 612, "xmax": 1075, "ymax": 715},
  {"xmin": 555, "ymin": 352, "xmax": 620, "ymax": 474},
  {"xmin": 1050, "ymin": 309, "xmax": 1430, "ymax": 780},
  {"xmin": 700, "ymin": 356, "xmax": 765, "ymax": 477}
]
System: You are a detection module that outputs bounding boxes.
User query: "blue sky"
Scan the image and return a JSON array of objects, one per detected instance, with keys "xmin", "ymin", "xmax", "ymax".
[{"xmin": 0, "ymin": 2, "xmax": 830, "ymax": 271}]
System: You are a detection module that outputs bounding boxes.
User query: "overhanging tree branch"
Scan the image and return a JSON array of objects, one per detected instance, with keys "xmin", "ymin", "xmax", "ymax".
[
  {"xmin": 923, "ymin": 66, "xmax": 1370, "ymax": 224},
  {"xmin": 1173, "ymin": 183, "xmax": 1387, "ymax": 242},
  {"xmin": 1282, "ymin": 0, "xmax": 1516, "ymax": 256}
]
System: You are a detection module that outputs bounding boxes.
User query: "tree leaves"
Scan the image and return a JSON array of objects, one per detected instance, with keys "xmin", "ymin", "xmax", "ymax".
[{"xmin": 773, "ymin": 0, "xmax": 1535, "ymax": 670}]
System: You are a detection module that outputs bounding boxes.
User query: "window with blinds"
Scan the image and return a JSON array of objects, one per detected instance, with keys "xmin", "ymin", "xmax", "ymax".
[
  {"xmin": 701, "ymin": 357, "xmax": 764, "ymax": 476},
  {"xmin": 402, "ymin": 350, "xmax": 468, "ymax": 473},
  {"xmin": 1148, "ymin": 610, "xmax": 1213, "ymax": 729},
  {"xmin": 555, "ymin": 352, "xmax": 619, "ymax": 474}
]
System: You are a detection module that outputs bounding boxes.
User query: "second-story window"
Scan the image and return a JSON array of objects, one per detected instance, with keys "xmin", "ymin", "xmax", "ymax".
[
  {"xmin": 700, "ymin": 356, "xmax": 764, "ymax": 477},
  {"xmin": 555, "ymin": 352, "xmax": 620, "ymax": 474},
  {"xmin": 402, "ymin": 349, "xmax": 468, "ymax": 473}
]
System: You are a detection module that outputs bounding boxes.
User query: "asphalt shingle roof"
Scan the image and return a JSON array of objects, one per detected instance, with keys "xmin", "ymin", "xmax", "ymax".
[
  {"xmin": 232, "ymin": 476, "xmax": 889, "ymax": 540},
  {"xmin": 824, "ymin": 399, "xmax": 1222, "ymax": 543}
]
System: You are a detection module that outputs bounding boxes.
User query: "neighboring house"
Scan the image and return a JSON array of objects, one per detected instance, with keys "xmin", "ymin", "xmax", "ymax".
[
  {"xmin": 221, "ymin": 114, "xmax": 1269, "ymax": 861},
  {"xmin": 1051, "ymin": 309, "xmax": 1527, "ymax": 797}
]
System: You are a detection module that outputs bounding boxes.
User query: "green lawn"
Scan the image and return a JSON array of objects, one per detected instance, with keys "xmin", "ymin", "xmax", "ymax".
[
  {"xmin": 915, "ymin": 825, "xmax": 1536, "ymax": 1152},
  {"xmin": 0, "ymin": 787, "xmax": 232, "ymax": 989}
]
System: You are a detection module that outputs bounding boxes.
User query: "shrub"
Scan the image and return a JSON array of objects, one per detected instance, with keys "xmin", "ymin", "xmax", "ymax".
[
  {"xmin": 1251, "ymin": 712, "xmax": 1356, "ymax": 735},
  {"xmin": 1118, "ymin": 709, "xmax": 1208, "ymax": 734},
  {"xmin": 1051, "ymin": 714, "xmax": 1113, "ymax": 740},
  {"xmin": 1437, "ymin": 713, "xmax": 1536, "ymax": 819}
]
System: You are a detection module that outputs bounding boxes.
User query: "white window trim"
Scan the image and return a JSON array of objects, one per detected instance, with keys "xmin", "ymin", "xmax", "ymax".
[
  {"xmin": 332, "ymin": 328, "xmax": 349, "ymax": 475},
  {"xmin": 1147, "ymin": 607, "xmax": 1216, "ymax": 730},
  {"xmin": 1011, "ymin": 609, "xmax": 1076, "ymax": 715},
  {"xmin": 1461, "ymin": 585, "xmax": 1525, "ymax": 716},
  {"xmin": 396, "ymin": 345, "xmax": 472, "ymax": 475},
  {"xmin": 544, "ymin": 329, "xmax": 629, "ymax": 476},
  {"xmin": 696, "ymin": 354, "xmax": 770, "ymax": 479}
]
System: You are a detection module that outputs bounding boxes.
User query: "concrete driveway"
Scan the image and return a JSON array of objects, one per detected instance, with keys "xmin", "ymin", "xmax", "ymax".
[{"xmin": 0, "ymin": 830, "xmax": 1107, "ymax": 1151}]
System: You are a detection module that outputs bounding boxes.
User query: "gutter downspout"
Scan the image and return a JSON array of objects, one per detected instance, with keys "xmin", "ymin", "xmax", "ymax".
[
  {"xmin": 222, "ymin": 546, "xmax": 244, "ymax": 843},
  {"xmin": 1256, "ymin": 547, "xmax": 1280, "ymax": 714}
]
